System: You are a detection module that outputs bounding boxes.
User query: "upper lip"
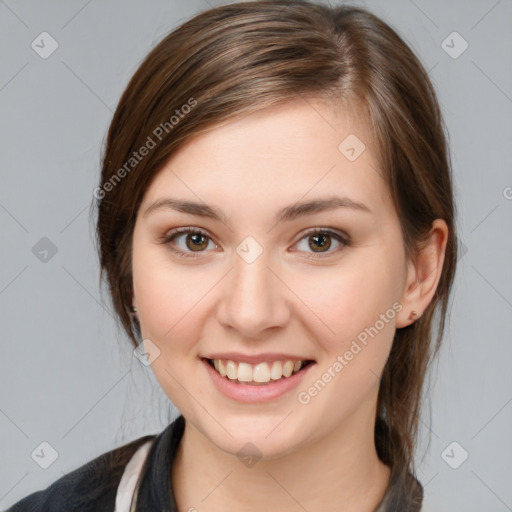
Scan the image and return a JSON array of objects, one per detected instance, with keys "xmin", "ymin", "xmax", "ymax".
[{"xmin": 202, "ymin": 352, "xmax": 315, "ymax": 364}]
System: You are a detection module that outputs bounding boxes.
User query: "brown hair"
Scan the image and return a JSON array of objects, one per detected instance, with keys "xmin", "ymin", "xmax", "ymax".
[{"xmin": 93, "ymin": 0, "xmax": 458, "ymax": 507}]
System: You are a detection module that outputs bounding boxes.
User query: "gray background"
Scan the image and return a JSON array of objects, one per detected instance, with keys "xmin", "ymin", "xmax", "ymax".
[{"xmin": 1, "ymin": 0, "xmax": 511, "ymax": 510}]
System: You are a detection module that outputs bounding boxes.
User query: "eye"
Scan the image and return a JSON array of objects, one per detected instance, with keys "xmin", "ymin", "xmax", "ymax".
[
  {"xmin": 159, "ymin": 227, "xmax": 350, "ymax": 259},
  {"xmin": 160, "ymin": 227, "xmax": 218, "ymax": 258},
  {"xmin": 292, "ymin": 228, "xmax": 350, "ymax": 258}
]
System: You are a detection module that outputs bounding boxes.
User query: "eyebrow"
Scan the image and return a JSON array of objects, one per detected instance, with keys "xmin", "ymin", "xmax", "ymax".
[{"xmin": 143, "ymin": 196, "xmax": 372, "ymax": 224}]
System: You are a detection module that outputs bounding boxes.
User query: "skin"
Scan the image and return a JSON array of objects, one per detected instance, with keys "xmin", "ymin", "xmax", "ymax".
[{"xmin": 131, "ymin": 96, "xmax": 448, "ymax": 511}]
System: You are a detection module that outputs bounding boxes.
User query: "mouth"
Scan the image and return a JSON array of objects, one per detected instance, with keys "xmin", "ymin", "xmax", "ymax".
[{"xmin": 202, "ymin": 357, "xmax": 316, "ymax": 386}]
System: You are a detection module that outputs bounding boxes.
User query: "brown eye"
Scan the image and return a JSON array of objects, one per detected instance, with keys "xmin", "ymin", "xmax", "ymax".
[
  {"xmin": 160, "ymin": 226, "xmax": 349, "ymax": 260},
  {"xmin": 308, "ymin": 232, "xmax": 332, "ymax": 252},
  {"xmin": 185, "ymin": 232, "xmax": 209, "ymax": 251},
  {"xmin": 161, "ymin": 227, "xmax": 217, "ymax": 258},
  {"xmin": 294, "ymin": 228, "xmax": 350, "ymax": 258}
]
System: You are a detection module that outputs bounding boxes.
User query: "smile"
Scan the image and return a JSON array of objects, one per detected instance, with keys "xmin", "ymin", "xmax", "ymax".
[
  {"xmin": 206, "ymin": 358, "xmax": 314, "ymax": 385},
  {"xmin": 201, "ymin": 357, "xmax": 316, "ymax": 403}
]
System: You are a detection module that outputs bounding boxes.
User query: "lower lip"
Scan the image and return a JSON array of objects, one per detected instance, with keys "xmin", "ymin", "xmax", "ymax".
[{"xmin": 201, "ymin": 358, "xmax": 315, "ymax": 403}]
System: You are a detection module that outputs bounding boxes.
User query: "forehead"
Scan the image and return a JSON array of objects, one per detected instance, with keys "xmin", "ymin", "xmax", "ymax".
[{"xmin": 141, "ymin": 97, "xmax": 390, "ymax": 218}]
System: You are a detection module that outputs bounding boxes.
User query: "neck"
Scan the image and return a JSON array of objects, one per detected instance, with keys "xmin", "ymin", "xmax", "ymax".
[{"xmin": 171, "ymin": 406, "xmax": 391, "ymax": 511}]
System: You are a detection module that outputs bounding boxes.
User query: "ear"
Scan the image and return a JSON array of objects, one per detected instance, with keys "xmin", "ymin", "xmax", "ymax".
[{"xmin": 395, "ymin": 219, "xmax": 449, "ymax": 328}]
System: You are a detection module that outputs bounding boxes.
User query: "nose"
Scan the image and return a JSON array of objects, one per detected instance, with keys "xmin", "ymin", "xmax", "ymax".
[{"xmin": 215, "ymin": 250, "xmax": 291, "ymax": 338}]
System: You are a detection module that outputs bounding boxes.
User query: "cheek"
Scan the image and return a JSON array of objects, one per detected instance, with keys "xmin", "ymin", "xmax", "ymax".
[
  {"xmin": 293, "ymin": 259, "xmax": 401, "ymax": 415},
  {"xmin": 294, "ymin": 253, "xmax": 401, "ymax": 336},
  {"xmin": 289, "ymin": 249, "xmax": 404, "ymax": 392},
  {"xmin": 132, "ymin": 247, "xmax": 209, "ymax": 405},
  {"xmin": 132, "ymin": 239, "xmax": 206, "ymax": 348}
]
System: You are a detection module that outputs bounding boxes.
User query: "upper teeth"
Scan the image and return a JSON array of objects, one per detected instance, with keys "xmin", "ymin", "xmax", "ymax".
[{"xmin": 212, "ymin": 359, "xmax": 305, "ymax": 383}]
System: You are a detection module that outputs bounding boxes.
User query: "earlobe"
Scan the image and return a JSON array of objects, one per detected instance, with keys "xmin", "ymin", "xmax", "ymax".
[
  {"xmin": 395, "ymin": 272, "xmax": 422, "ymax": 328},
  {"xmin": 396, "ymin": 219, "xmax": 448, "ymax": 328}
]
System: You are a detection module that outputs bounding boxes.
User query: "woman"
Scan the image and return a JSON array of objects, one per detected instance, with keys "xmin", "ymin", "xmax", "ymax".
[{"xmin": 8, "ymin": 1, "xmax": 457, "ymax": 510}]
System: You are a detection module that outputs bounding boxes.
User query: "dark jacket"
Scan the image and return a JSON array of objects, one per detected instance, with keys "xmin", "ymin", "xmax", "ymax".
[{"xmin": 7, "ymin": 414, "xmax": 423, "ymax": 511}]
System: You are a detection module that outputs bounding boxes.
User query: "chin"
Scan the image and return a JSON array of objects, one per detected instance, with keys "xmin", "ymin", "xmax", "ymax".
[{"xmin": 194, "ymin": 410, "xmax": 310, "ymax": 461}]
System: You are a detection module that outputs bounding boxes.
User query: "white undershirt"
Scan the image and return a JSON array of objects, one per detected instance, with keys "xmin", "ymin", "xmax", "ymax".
[{"xmin": 114, "ymin": 440, "xmax": 154, "ymax": 512}]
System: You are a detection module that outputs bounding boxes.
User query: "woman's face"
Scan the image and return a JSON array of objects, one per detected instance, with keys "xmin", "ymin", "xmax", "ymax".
[{"xmin": 132, "ymin": 97, "xmax": 413, "ymax": 459}]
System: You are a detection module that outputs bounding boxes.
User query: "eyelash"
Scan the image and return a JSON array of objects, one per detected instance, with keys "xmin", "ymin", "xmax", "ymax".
[{"xmin": 159, "ymin": 226, "xmax": 350, "ymax": 260}]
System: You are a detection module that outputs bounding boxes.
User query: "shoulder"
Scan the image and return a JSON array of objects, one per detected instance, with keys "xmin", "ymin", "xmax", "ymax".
[{"xmin": 6, "ymin": 434, "xmax": 156, "ymax": 512}]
